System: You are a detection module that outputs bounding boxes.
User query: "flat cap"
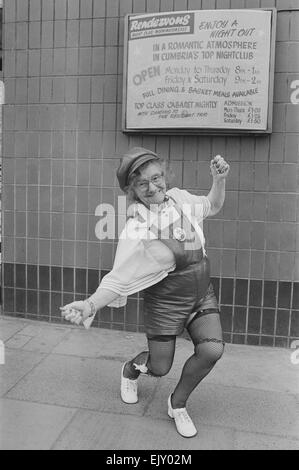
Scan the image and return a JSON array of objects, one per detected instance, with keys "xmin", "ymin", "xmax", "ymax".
[{"xmin": 116, "ymin": 147, "xmax": 159, "ymax": 192}]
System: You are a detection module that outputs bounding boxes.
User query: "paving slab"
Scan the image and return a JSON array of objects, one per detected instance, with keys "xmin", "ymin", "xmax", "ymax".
[
  {"xmin": 5, "ymin": 334, "xmax": 33, "ymax": 349},
  {"xmin": 6, "ymin": 355, "xmax": 158, "ymax": 415},
  {"xmin": 1, "ymin": 318, "xmax": 298, "ymax": 450},
  {"xmin": 53, "ymin": 328, "xmax": 299, "ymax": 395},
  {"xmin": 52, "ymin": 409, "xmax": 235, "ymax": 450},
  {"xmin": 170, "ymin": 341, "xmax": 299, "ymax": 395},
  {"xmin": 21, "ymin": 326, "xmax": 71, "ymax": 353},
  {"xmin": 0, "ymin": 348, "xmax": 46, "ymax": 397},
  {"xmin": 145, "ymin": 380, "xmax": 299, "ymax": 439},
  {"xmin": 20, "ymin": 323, "xmax": 67, "ymax": 337},
  {"xmin": 52, "ymin": 327, "xmax": 148, "ymax": 359},
  {"xmin": 234, "ymin": 430, "xmax": 299, "ymax": 450},
  {"xmin": 0, "ymin": 318, "xmax": 28, "ymax": 341},
  {"xmin": 207, "ymin": 344, "xmax": 299, "ymax": 394},
  {"xmin": 0, "ymin": 398, "xmax": 76, "ymax": 450}
]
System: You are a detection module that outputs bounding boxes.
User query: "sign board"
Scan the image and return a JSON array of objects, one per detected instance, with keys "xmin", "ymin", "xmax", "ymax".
[{"xmin": 123, "ymin": 9, "xmax": 276, "ymax": 134}]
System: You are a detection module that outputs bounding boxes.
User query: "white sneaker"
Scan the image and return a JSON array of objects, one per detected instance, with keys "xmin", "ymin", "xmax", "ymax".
[
  {"xmin": 120, "ymin": 363, "xmax": 138, "ymax": 404},
  {"xmin": 168, "ymin": 395, "xmax": 197, "ymax": 438}
]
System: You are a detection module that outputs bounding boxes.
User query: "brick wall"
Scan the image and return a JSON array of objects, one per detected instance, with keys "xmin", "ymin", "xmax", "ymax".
[{"xmin": 1, "ymin": 0, "xmax": 299, "ymax": 347}]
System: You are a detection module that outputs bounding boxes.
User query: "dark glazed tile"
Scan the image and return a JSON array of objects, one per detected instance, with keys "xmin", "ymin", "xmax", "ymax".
[
  {"xmin": 126, "ymin": 324, "xmax": 138, "ymax": 333},
  {"xmin": 278, "ymin": 282, "xmax": 291, "ymax": 309},
  {"xmin": 100, "ymin": 306, "xmax": 112, "ymax": 322},
  {"xmin": 112, "ymin": 323, "xmax": 124, "ymax": 331},
  {"xmin": 274, "ymin": 337, "xmax": 288, "ymax": 348},
  {"xmin": 88, "ymin": 269, "xmax": 100, "ymax": 294},
  {"xmin": 220, "ymin": 278, "xmax": 234, "ymax": 305},
  {"xmin": 63, "ymin": 267, "xmax": 74, "ymax": 293},
  {"xmin": 248, "ymin": 308, "xmax": 261, "ymax": 334},
  {"xmin": 51, "ymin": 292, "xmax": 62, "ymax": 318},
  {"xmin": 39, "ymin": 265, "xmax": 50, "ymax": 290},
  {"xmin": 249, "ymin": 280, "xmax": 262, "ymax": 307},
  {"xmin": 261, "ymin": 309, "xmax": 275, "ymax": 335},
  {"xmin": 3, "ymin": 263, "xmax": 15, "ymax": 287},
  {"xmin": 51, "ymin": 266, "xmax": 62, "ymax": 292},
  {"xmin": 222, "ymin": 332, "xmax": 232, "ymax": 343},
  {"xmin": 260, "ymin": 336, "xmax": 274, "ymax": 347},
  {"xmin": 63, "ymin": 293, "xmax": 74, "ymax": 306},
  {"xmin": 113, "ymin": 307, "xmax": 125, "ymax": 324},
  {"xmin": 126, "ymin": 298, "xmax": 138, "ymax": 325},
  {"xmin": 27, "ymin": 265, "xmax": 37, "ymax": 289},
  {"xmin": 292, "ymin": 283, "xmax": 299, "ymax": 309},
  {"xmin": 16, "ymin": 289, "xmax": 26, "ymax": 313},
  {"xmin": 74, "ymin": 294, "xmax": 85, "ymax": 301},
  {"xmin": 233, "ymin": 307, "xmax": 247, "ymax": 333},
  {"xmin": 263, "ymin": 281, "xmax": 277, "ymax": 308},
  {"xmin": 247, "ymin": 335, "xmax": 260, "ymax": 346},
  {"xmin": 290, "ymin": 311, "xmax": 299, "ymax": 337},
  {"xmin": 27, "ymin": 290, "xmax": 38, "ymax": 315},
  {"xmin": 16, "ymin": 264, "xmax": 26, "ymax": 288},
  {"xmin": 232, "ymin": 334, "xmax": 245, "ymax": 344},
  {"xmin": 3, "ymin": 288, "xmax": 15, "ymax": 313},
  {"xmin": 75, "ymin": 268, "xmax": 87, "ymax": 294},
  {"xmin": 235, "ymin": 279, "xmax": 248, "ymax": 306},
  {"xmin": 276, "ymin": 310, "xmax": 290, "ymax": 336},
  {"xmin": 210, "ymin": 277, "xmax": 219, "ymax": 299},
  {"xmin": 39, "ymin": 291, "xmax": 50, "ymax": 317},
  {"xmin": 99, "ymin": 322, "xmax": 112, "ymax": 330},
  {"xmin": 220, "ymin": 305, "xmax": 232, "ymax": 332}
]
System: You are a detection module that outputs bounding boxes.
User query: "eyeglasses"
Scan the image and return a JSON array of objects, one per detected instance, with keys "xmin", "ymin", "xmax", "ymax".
[{"xmin": 134, "ymin": 173, "xmax": 165, "ymax": 192}]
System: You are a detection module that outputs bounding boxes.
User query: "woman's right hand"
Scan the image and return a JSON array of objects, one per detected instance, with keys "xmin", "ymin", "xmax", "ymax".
[{"xmin": 60, "ymin": 300, "xmax": 92, "ymax": 325}]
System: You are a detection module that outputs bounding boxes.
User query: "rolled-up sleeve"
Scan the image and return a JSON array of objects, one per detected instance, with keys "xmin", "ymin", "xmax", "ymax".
[{"xmin": 168, "ymin": 188, "xmax": 211, "ymax": 222}]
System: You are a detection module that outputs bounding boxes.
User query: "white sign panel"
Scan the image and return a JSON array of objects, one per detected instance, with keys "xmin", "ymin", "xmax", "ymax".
[{"xmin": 123, "ymin": 9, "xmax": 276, "ymax": 133}]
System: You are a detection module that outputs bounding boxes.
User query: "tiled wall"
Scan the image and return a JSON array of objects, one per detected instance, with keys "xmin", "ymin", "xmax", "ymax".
[{"xmin": 1, "ymin": 0, "xmax": 299, "ymax": 347}]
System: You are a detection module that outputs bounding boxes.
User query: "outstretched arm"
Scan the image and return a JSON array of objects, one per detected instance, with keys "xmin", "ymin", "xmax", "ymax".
[
  {"xmin": 207, "ymin": 155, "xmax": 230, "ymax": 216},
  {"xmin": 60, "ymin": 288, "xmax": 119, "ymax": 326}
]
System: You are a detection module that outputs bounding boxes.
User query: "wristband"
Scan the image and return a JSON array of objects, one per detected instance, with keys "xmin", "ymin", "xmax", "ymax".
[{"xmin": 85, "ymin": 299, "xmax": 96, "ymax": 318}]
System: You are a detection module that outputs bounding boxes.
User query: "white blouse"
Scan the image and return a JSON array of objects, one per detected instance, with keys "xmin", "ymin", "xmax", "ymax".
[{"xmin": 89, "ymin": 187, "xmax": 211, "ymax": 308}]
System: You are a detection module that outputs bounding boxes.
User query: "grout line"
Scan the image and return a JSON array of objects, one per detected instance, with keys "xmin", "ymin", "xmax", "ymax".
[
  {"xmin": 49, "ymin": 407, "xmax": 82, "ymax": 450},
  {"xmin": 2, "ymin": 350, "xmax": 50, "ymax": 397}
]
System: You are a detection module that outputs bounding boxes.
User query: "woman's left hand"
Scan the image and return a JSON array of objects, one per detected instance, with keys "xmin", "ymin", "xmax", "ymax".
[{"xmin": 210, "ymin": 155, "xmax": 230, "ymax": 179}]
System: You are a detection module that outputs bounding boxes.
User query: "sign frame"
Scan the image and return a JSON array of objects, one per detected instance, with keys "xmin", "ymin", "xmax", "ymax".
[{"xmin": 122, "ymin": 8, "xmax": 277, "ymax": 135}]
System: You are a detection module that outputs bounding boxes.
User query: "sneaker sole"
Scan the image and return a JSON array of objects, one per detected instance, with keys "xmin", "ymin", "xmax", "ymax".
[
  {"xmin": 169, "ymin": 414, "xmax": 198, "ymax": 439},
  {"xmin": 120, "ymin": 395, "xmax": 138, "ymax": 404}
]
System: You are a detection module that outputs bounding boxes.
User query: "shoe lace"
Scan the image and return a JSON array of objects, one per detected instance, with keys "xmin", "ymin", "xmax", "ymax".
[
  {"xmin": 133, "ymin": 362, "xmax": 148, "ymax": 374},
  {"xmin": 176, "ymin": 408, "xmax": 192, "ymax": 424},
  {"xmin": 125, "ymin": 378, "xmax": 137, "ymax": 392}
]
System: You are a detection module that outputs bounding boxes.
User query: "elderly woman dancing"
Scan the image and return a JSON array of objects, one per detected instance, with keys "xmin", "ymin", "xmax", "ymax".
[{"xmin": 61, "ymin": 147, "xmax": 230, "ymax": 438}]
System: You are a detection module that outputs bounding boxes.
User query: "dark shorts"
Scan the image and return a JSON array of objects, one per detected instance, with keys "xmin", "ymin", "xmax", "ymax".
[{"xmin": 143, "ymin": 257, "xmax": 220, "ymax": 336}]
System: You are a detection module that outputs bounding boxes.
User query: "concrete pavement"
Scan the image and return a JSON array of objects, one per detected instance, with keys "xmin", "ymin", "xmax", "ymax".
[{"xmin": 0, "ymin": 315, "xmax": 298, "ymax": 450}]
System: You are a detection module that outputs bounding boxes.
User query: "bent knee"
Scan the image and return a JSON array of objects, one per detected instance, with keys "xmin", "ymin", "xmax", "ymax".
[
  {"xmin": 195, "ymin": 339, "xmax": 225, "ymax": 364},
  {"xmin": 147, "ymin": 363, "xmax": 172, "ymax": 377}
]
